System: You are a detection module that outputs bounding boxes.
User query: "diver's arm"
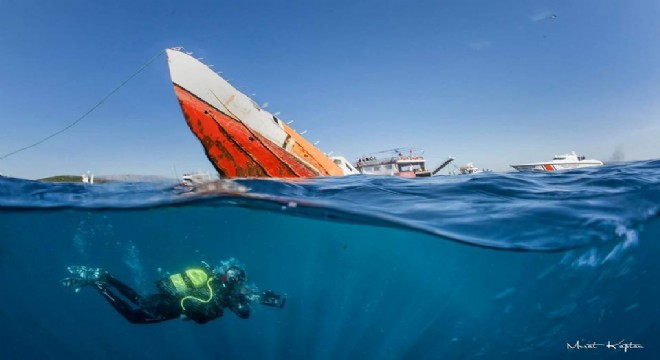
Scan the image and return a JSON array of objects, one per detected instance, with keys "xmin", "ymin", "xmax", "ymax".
[
  {"xmin": 238, "ymin": 284, "xmax": 286, "ymax": 309},
  {"xmin": 228, "ymin": 293, "xmax": 250, "ymax": 319},
  {"xmin": 183, "ymin": 299, "xmax": 224, "ymax": 324}
]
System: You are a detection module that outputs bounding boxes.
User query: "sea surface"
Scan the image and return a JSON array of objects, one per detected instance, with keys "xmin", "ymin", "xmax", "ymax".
[{"xmin": 1, "ymin": 160, "xmax": 658, "ymax": 359}]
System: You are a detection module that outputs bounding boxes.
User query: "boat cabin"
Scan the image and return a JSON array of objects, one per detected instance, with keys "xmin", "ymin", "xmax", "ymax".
[
  {"xmin": 330, "ymin": 156, "xmax": 360, "ymax": 175},
  {"xmin": 355, "ymin": 152, "xmax": 430, "ymax": 177}
]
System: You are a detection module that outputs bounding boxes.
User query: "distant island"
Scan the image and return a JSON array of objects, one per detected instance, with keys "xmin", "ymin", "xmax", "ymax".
[
  {"xmin": 37, "ymin": 174, "xmax": 175, "ymax": 183},
  {"xmin": 38, "ymin": 175, "xmax": 111, "ymax": 183}
]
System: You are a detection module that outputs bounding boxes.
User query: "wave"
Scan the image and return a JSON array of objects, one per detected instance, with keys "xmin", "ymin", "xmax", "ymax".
[{"xmin": 1, "ymin": 160, "xmax": 658, "ymax": 252}]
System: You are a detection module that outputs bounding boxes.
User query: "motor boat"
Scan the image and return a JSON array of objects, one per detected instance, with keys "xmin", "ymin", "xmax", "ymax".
[{"xmin": 511, "ymin": 151, "xmax": 603, "ymax": 172}]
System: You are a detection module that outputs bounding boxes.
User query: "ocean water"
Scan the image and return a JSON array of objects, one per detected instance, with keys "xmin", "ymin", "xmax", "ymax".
[{"xmin": 0, "ymin": 160, "xmax": 658, "ymax": 359}]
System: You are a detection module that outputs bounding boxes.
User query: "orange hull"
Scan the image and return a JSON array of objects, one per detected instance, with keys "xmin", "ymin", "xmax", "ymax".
[
  {"xmin": 174, "ymin": 85, "xmax": 319, "ymax": 178},
  {"xmin": 282, "ymin": 123, "xmax": 343, "ymax": 177},
  {"xmin": 166, "ymin": 48, "xmax": 343, "ymax": 178}
]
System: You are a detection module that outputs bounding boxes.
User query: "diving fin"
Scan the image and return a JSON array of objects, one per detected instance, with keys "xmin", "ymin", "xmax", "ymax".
[
  {"xmin": 60, "ymin": 277, "xmax": 91, "ymax": 292},
  {"xmin": 67, "ymin": 266, "xmax": 107, "ymax": 281},
  {"xmin": 62, "ymin": 266, "xmax": 108, "ymax": 292}
]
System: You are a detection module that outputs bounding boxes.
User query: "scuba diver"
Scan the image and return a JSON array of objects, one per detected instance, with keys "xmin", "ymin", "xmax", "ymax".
[{"xmin": 61, "ymin": 259, "xmax": 286, "ymax": 324}]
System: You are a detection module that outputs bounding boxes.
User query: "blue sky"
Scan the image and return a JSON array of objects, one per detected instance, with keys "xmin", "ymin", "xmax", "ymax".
[{"xmin": 0, "ymin": 0, "xmax": 658, "ymax": 179}]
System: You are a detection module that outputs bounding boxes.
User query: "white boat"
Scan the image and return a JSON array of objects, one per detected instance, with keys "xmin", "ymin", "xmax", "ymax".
[
  {"xmin": 510, "ymin": 151, "xmax": 603, "ymax": 172},
  {"xmin": 181, "ymin": 172, "xmax": 213, "ymax": 187},
  {"xmin": 81, "ymin": 171, "xmax": 94, "ymax": 184},
  {"xmin": 354, "ymin": 149, "xmax": 431, "ymax": 177},
  {"xmin": 456, "ymin": 163, "xmax": 490, "ymax": 175},
  {"xmin": 330, "ymin": 156, "xmax": 360, "ymax": 175}
]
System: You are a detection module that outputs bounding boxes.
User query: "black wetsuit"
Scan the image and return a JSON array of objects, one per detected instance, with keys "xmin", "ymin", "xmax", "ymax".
[{"xmin": 94, "ymin": 275, "xmax": 250, "ymax": 324}]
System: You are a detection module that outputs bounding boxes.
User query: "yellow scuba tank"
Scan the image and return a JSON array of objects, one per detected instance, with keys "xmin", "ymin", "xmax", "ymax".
[
  {"xmin": 168, "ymin": 268, "xmax": 209, "ymax": 295},
  {"xmin": 156, "ymin": 268, "xmax": 215, "ymax": 311}
]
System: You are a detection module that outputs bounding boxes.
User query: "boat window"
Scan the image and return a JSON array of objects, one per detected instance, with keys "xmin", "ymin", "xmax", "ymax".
[
  {"xmin": 400, "ymin": 164, "xmax": 421, "ymax": 172},
  {"xmin": 553, "ymin": 156, "xmax": 565, "ymax": 160}
]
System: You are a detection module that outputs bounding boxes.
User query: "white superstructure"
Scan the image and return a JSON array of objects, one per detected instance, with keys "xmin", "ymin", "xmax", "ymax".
[
  {"xmin": 330, "ymin": 156, "xmax": 360, "ymax": 175},
  {"xmin": 181, "ymin": 171, "xmax": 213, "ymax": 186},
  {"xmin": 355, "ymin": 149, "xmax": 431, "ymax": 177}
]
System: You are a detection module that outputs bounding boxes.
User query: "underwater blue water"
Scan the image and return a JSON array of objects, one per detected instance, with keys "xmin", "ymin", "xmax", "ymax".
[{"xmin": 0, "ymin": 160, "xmax": 658, "ymax": 359}]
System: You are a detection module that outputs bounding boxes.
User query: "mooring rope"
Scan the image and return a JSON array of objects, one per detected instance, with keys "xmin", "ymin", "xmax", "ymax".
[{"xmin": 0, "ymin": 49, "xmax": 166, "ymax": 161}]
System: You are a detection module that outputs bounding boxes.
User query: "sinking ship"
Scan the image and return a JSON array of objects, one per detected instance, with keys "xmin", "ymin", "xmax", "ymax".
[{"xmin": 166, "ymin": 48, "xmax": 345, "ymax": 178}]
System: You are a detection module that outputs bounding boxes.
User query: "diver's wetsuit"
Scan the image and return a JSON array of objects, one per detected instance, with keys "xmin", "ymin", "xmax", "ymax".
[{"xmin": 94, "ymin": 275, "xmax": 248, "ymax": 324}]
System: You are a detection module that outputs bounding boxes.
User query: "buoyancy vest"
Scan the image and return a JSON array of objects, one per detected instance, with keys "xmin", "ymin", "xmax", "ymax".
[
  {"xmin": 168, "ymin": 268, "xmax": 209, "ymax": 295},
  {"xmin": 157, "ymin": 268, "xmax": 215, "ymax": 311}
]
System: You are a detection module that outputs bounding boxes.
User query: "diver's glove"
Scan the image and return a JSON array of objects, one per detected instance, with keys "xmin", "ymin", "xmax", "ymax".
[
  {"xmin": 60, "ymin": 266, "xmax": 108, "ymax": 292},
  {"xmin": 260, "ymin": 290, "xmax": 286, "ymax": 308}
]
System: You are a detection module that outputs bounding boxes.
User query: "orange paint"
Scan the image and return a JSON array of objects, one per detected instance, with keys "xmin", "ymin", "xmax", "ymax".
[
  {"xmin": 282, "ymin": 123, "xmax": 343, "ymax": 176},
  {"xmin": 174, "ymin": 85, "xmax": 319, "ymax": 178}
]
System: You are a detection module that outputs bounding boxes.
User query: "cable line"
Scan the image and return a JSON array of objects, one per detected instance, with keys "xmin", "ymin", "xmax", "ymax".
[{"xmin": 0, "ymin": 49, "xmax": 165, "ymax": 161}]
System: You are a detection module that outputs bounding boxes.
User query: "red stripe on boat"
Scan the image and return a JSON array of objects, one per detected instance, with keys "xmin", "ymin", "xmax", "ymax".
[{"xmin": 173, "ymin": 85, "xmax": 319, "ymax": 178}]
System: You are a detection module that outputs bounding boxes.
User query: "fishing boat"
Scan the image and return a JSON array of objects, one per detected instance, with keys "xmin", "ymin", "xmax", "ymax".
[
  {"xmin": 354, "ymin": 149, "xmax": 435, "ymax": 177},
  {"xmin": 510, "ymin": 151, "xmax": 603, "ymax": 172},
  {"xmin": 166, "ymin": 48, "xmax": 345, "ymax": 178}
]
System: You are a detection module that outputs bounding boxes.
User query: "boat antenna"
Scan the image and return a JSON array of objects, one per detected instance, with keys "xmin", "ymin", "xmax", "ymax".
[
  {"xmin": 0, "ymin": 49, "xmax": 166, "ymax": 161},
  {"xmin": 172, "ymin": 163, "xmax": 180, "ymax": 181}
]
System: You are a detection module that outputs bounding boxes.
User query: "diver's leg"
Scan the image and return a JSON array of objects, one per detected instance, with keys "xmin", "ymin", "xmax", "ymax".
[
  {"xmin": 63, "ymin": 267, "xmax": 144, "ymax": 305},
  {"xmin": 93, "ymin": 282, "xmax": 168, "ymax": 324},
  {"xmin": 104, "ymin": 275, "xmax": 143, "ymax": 305},
  {"xmin": 139, "ymin": 294, "xmax": 182, "ymax": 321},
  {"xmin": 62, "ymin": 266, "xmax": 174, "ymax": 324}
]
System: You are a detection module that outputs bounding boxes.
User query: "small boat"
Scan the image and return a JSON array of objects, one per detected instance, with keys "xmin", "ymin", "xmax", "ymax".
[
  {"xmin": 455, "ymin": 163, "xmax": 490, "ymax": 175},
  {"xmin": 181, "ymin": 172, "xmax": 213, "ymax": 187},
  {"xmin": 81, "ymin": 171, "xmax": 94, "ymax": 184},
  {"xmin": 354, "ymin": 149, "xmax": 431, "ymax": 177},
  {"xmin": 510, "ymin": 151, "xmax": 603, "ymax": 172}
]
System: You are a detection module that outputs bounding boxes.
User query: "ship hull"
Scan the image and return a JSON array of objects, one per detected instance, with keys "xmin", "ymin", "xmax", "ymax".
[
  {"xmin": 174, "ymin": 85, "xmax": 319, "ymax": 177},
  {"xmin": 166, "ymin": 48, "xmax": 343, "ymax": 178},
  {"xmin": 511, "ymin": 162, "xmax": 602, "ymax": 172}
]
